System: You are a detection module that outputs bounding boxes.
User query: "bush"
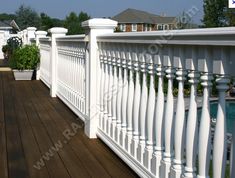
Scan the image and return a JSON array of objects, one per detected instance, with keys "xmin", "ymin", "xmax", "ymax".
[
  {"xmin": 7, "ymin": 36, "xmax": 22, "ymax": 51},
  {"xmin": 2, "ymin": 37, "xmax": 23, "ymax": 59},
  {"xmin": 10, "ymin": 44, "xmax": 40, "ymax": 70}
]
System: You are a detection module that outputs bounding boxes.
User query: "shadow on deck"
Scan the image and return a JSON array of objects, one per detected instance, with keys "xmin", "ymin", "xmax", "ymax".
[{"xmin": 0, "ymin": 71, "xmax": 138, "ymax": 178}]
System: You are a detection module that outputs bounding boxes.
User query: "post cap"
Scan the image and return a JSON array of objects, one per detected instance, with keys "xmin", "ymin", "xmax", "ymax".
[
  {"xmin": 27, "ymin": 27, "xmax": 37, "ymax": 31},
  {"xmin": 82, "ymin": 18, "xmax": 117, "ymax": 29},
  {"xmin": 48, "ymin": 27, "xmax": 68, "ymax": 34}
]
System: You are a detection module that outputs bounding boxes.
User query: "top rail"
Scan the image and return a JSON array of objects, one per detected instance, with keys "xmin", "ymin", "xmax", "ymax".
[{"xmin": 97, "ymin": 27, "xmax": 235, "ymax": 46}]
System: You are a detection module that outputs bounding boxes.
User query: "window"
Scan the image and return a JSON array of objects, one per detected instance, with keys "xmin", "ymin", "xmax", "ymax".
[
  {"xmin": 119, "ymin": 24, "xmax": 126, "ymax": 32},
  {"xmin": 144, "ymin": 24, "xmax": 148, "ymax": 31},
  {"xmin": 157, "ymin": 24, "xmax": 163, "ymax": 30},
  {"xmin": 132, "ymin": 24, "xmax": 137, "ymax": 32},
  {"xmin": 148, "ymin": 24, "xmax": 152, "ymax": 31},
  {"xmin": 164, "ymin": 24, "xmax": 169, "ymax": 30}
]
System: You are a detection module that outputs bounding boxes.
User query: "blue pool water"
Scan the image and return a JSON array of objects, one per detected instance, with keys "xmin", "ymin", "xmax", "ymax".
[
  {"xmin": 210, "ymin": 101, "xmax": 235, "ymax": 133},
  {"xmin": 197, "ymin": 101, "xmax": 235, "ymax": 133}
]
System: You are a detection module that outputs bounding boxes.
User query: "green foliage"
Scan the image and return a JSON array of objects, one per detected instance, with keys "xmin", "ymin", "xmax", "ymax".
[
  {"xmin": 2, "ymin": 36, "xmax": 23, "ymax": 59},
  {"xmin": 40, "ymin": 13, "xmax": 54, "ymax": 31},
  {"xmin": 10, "ymin": 44, "xmax": 40, "ymax": 70},
  {"xmin": 0, "ymin": 13, "xmax": 16, "ymax": 21},
  {"xmin": 2, "ymin": 45, "xmax": 10, "ymax": 53},
  {"xmin": 202, "ymin": 0, "xmax": 235, "ymax": 28},
  {"xmin": 225, "ymin": 8, "xmax": 235, "ymax": 26},
  {"xmin": 15, "ymin": 4, "xmax": 41, "ymax": 29},
  {"xmin": 64, "ymin": 11, "xmax": 90, "ymax": 35},
  {"xmin": 40, "ymin": 13, "xmax": 64, "ymax": 31},
  {"xmin": 7, "ymin": 36, "xmax": 22, "ymax": 51}
]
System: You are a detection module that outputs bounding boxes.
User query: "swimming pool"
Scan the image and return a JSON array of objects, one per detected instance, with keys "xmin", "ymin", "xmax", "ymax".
[{"xmin": 197, "ymin": 100, "xmax": 235, "ymax": 133}]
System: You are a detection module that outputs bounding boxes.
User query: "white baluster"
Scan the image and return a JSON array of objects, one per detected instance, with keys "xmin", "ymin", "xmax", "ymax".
[
  {"xmin": 144, "ymin": 54, "xmax": 156, "ymax": 170},
  {"xmin": 115, "ymin": 46, "xmax": 123, "ymax": 143},
  {"xmin": 103, "ymin": 45, "xmax": 109, "ymax": 134},
  {"xmin": 198, "ymin": 48, "xmax": 213, "ymax": 178},
  {"xmin": 161, "ymin": 46, "xmax": 175, "ymax": 178},
  {"xmin": 137, "ymin": 47, "xmax": 148, "ymax": 164},
  {"xmin": 111, "ymin": 45, "xmax": 118, "ymax": 139},
  {"xmin": 125, "ymin": 47, "xmax": 134, "ymax": 152},
  {"xmin": 171, "ymin": 47, "xmax": 187, "ymax": 178},
  {"xmin": 184, "ymin": 47, "xmax": 200, "ymax": 178},
  {"xmin": 107, "ymin": 46, "xmax": 113, "ymax": 136},
  {"xmin": 213, "ymin": 75, "xmax": 229, "ymax": 178},
  {"xmin": 98, "ymin": 43, "xmax": 104, "ymax": 129},
  {"xmin": 131, "ymin": 46, "xmax": 141, "ymax": 158},
  {"xmin": 152, "ymin": 50, "xmax": 165, "ymax": 177},
  {"xmin": 120, "ymin": 45, "xmax": 128, "ymax": 147}
]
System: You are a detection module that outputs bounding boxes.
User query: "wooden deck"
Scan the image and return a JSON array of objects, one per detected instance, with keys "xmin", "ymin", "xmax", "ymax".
[{"xmin": 0, "ymin": 71, "xmax": 138, "ymax": 178}]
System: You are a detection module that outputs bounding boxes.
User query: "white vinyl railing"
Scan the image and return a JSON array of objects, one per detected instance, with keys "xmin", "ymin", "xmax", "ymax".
[
  {"xmin": 39, "ymin": 37, "xmax": 51, "ymax": 87},
  {"xmin": 29, "ymin": 19, "xmax": 235, "ymax": 178},
  {"xmin": 56, "ymin": 35, "xmax": 87, "ymax": 119}
]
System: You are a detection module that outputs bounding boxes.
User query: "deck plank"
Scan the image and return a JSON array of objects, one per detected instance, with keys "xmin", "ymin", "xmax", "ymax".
[
  {"xmin": 0, "ymin": 71, "xmax": 139, "ymax": 178},
  {"xmin": 13, "ymin": 82, "xmax": 50, "ymax": 178},
  {"xmin": 3, "ymin": 72, "xmax": 30, "ymax": 178},
  {"xmin": 0, "ymin": 73, "xmax": 8, "ymax": 178}
]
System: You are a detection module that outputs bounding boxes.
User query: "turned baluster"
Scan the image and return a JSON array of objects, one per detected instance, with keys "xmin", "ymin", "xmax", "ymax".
[
  {"xmin": 213, "ymin": 48, "xmax": 230, "ymax": 178},
  {"xmin": 131, "ymin": 45, "xmax": 141, "ymax": 158},
  {"xmin": 144, "ymin": 54, "xmax": 156, "ymax": 170},
  {"xmin": 152, "ymin": 49, "xmax": 165, "ymax": 177},
  {"xmin": 115, "ymin": 45, "xmax": 123, "ymax": 143},
  {"xmin": 161, "ymin": 46, "xmax": 175, "ymax": 178},
  {"xmin": 198, "ymin": 47, "xmax": 213, "ymax": 178},
  {"xmin": 171, "ymin": 47, "xmax": 187, "ymax": 178},
  {"xmin": 120, "ymin": 45, "xmax": 128, "ymax": 147},
  {"xmin": 126, "ymin": 46, "xmax": 134, "ymax": 152},
  {"xmin": 184, "ymin": 47, "xmax": 200, "ymax": 178},
  {"xmin": 137, "ymin": 46, "xmax": 148, "ymax": 164}
]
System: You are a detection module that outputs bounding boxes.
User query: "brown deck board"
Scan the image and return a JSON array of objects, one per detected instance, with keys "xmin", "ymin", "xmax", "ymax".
[
  {"xmin": 3, "ymin": 72, "xmax": 29, "ymax": 178},
  {"xmin": 13, "ymin": 82, "xmax": 50, "ymax": 178},
  {"xmin": 0, "ymin": 73, "xmax": 8, "ymax": 178},
  {"xmin": 0, "ymin": 71, "xmax": 139, "ymax": 178}
]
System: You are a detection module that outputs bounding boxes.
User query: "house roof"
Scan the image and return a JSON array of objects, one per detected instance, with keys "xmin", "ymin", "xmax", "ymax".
[
  {"xmin": 0, "ymin": 20, "xmax": 20, "ymax": 31},
  {"xmin": 112, "ymin": 8, "xmax": 176, "ymax": 24}
]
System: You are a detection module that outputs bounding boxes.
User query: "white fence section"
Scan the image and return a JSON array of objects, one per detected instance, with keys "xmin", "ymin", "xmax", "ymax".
[
  {"xmin": 33, "ymin": 19, "xmax": 235, "ymax": 178},
  {"xmin": 39, "ymin": 37, "xmax": 51, "ymax": 87},
  {"xmin": 56, "ymin": 35, "xmax": 87, "ymax": 119}
]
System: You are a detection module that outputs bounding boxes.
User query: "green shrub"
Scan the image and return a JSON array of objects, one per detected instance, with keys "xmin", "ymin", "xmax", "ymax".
[
  {"xmin": 7, "ymin": 36, "xmax": 22, "ymax": 52},
  {"xmin": 10, "ymin": 44, "xmax": 40, "ymax": 70}
]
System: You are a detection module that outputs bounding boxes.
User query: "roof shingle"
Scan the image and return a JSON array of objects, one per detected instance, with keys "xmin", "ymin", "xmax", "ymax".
[{"xmin": 112, "ymin": 8, "xmax": 176, "ymax": 24}]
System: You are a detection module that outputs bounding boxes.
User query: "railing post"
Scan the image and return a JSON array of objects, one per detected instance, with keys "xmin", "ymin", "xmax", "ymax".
[
  {"xmin": 48, "ymin": 27, "xmax": 68, "ymax": 97},
  {"xmin": 82, "ymin": 19, "xmax": 117, "ymax": 138},
  {"xmin": 27, "ymin": 27, "xmax": 37, "ymax": 44},
  {"xmin": 23, "ymin": 29, "xmax": 27, "ymax": 45},
  {"xmin": 35, "ymin": 31, "xmax": 47, "ymax": 80}
]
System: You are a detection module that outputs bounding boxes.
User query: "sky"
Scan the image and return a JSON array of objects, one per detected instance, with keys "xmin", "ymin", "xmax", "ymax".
[{"xmin": 0, "ymin": 0, "xmax": 204, "ymax": 24}]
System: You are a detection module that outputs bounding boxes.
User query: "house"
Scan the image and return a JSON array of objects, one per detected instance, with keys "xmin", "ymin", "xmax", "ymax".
[
  {"xmin": 0, "ymin": 20, "xmax": 20, "ymax": 34},
  {"xmin": 0, "ymin": 20, "xmax": 20, "ymax": 59},
  {"xmin": 112, "ymin": 8, "xmax": 177, "ymax": 32}
]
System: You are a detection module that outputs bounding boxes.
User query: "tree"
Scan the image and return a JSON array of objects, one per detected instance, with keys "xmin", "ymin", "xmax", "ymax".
[
  {"xmin": 15, "ymin": 5, "xmax": 41, "ymax": 30},
  {"xmin": 225, "ymin": 8, "xmax": 235, "ymax": 26},
  {"xmin": 0, "ymin": 13, "xmax": 16, "ymax": 21},
  {"xmin": 40, "ymin": 13, "xmax": 64, "ymax": 31},
  {"xmin": 40, "ymin": 13, "xmax": 53, "ymax": 31},
  {"xmin": 64, "ymin": 11, "xmax": 90, "ymax": 35},
  {"xmin": 202, "ymin": 0, "xmax": 226, "ymax": 27}
]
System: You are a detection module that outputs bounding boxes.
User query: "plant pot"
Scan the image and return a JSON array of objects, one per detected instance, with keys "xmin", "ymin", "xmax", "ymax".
[{"xmin": 12, "ymin": 70, "xmax": 34, "ymax": 80}]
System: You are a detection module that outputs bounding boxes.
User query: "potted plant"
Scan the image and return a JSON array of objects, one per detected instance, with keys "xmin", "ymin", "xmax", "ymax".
[{"xmin": 10, "ymin": 44, "xmax": 40, "ymax": 80}]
